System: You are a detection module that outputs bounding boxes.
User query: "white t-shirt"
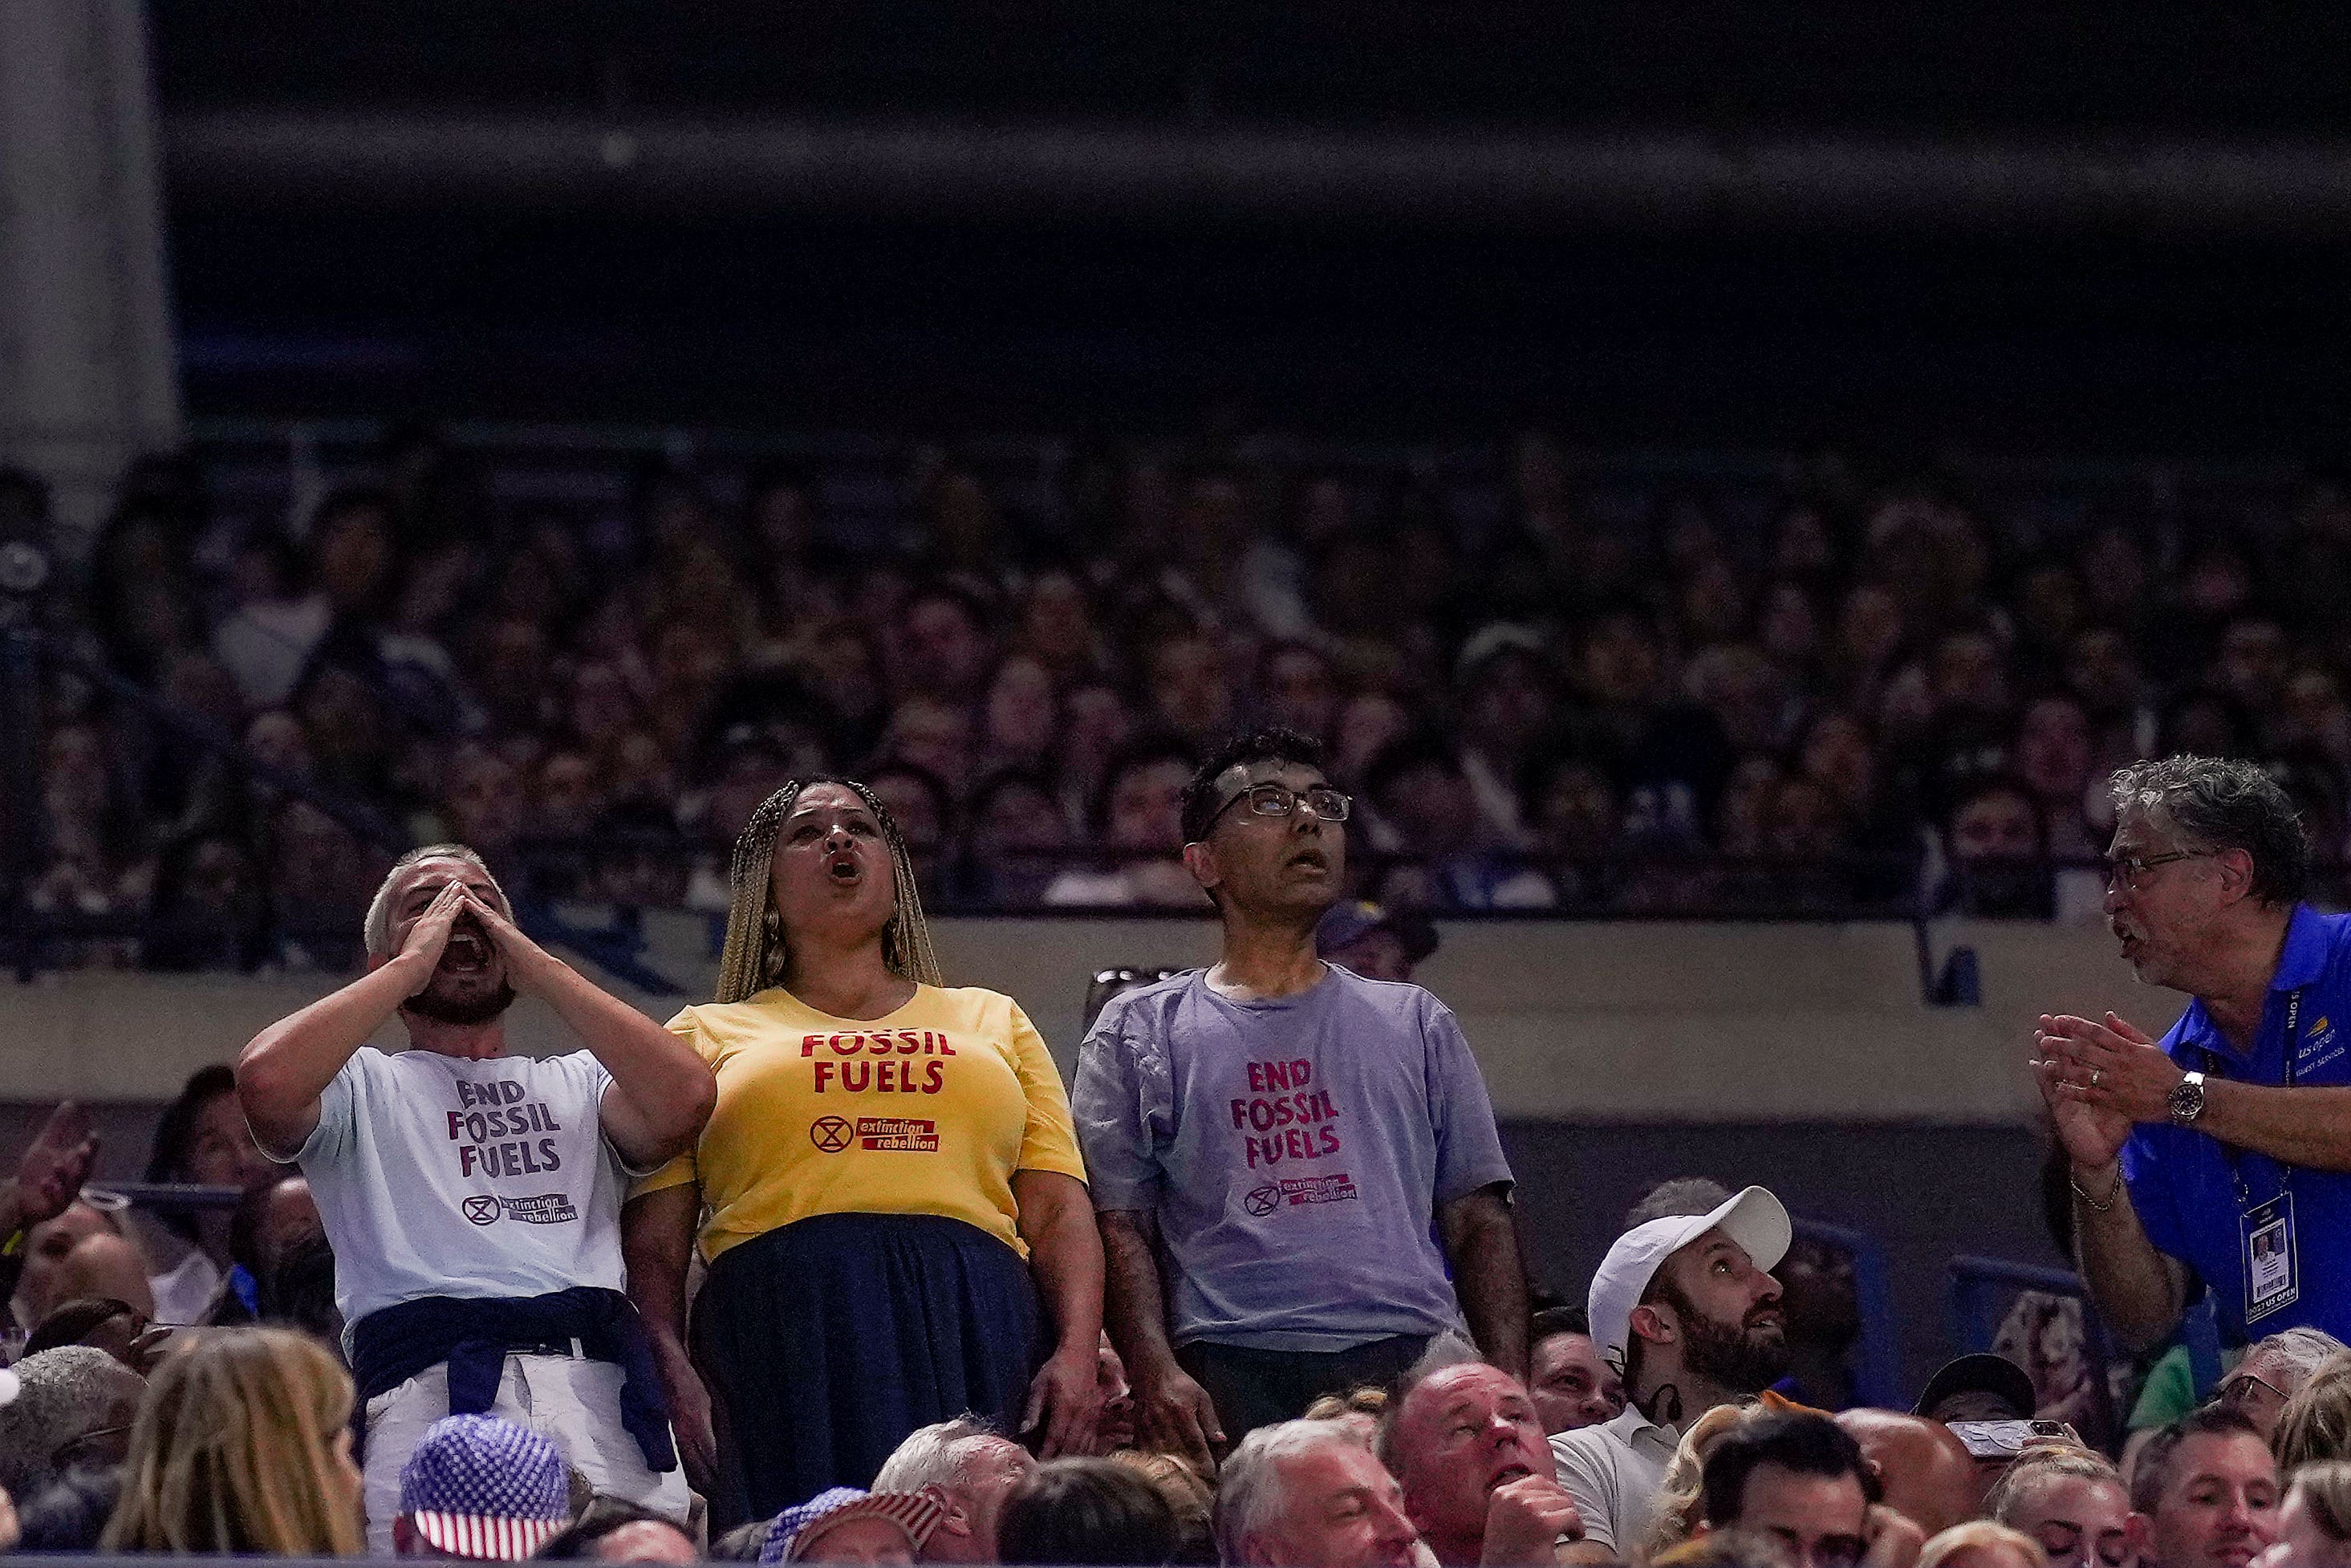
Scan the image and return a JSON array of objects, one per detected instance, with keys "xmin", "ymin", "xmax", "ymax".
[{"xmin": 288, "ymin": 1047, "xmax": 632, "ymax": 1333}]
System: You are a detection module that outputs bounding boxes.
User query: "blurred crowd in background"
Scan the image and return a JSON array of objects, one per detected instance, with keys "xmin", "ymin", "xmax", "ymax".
[{"xmin": 18, "ymin": 428, "xmax": 2351, "ymax": 972}]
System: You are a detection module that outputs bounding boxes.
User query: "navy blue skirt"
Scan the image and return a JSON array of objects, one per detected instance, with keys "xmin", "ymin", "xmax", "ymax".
[{"xmin": 692, "ymin": 1212, "xmax": 1040, "ymax": 1525}]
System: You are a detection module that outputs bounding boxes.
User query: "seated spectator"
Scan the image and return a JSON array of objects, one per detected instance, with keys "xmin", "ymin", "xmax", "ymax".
[
  {"xmin": 1983, "ymin": 1445, "xmax": 2141, "ymax": 1568},
  {"xmin": 197, "ymin": 1168, "xmax": 327, "ymax": 1326},
  {"xmin": 2276, "ymin": 1355, "xmax": 2351, "ymax": 1474},
  {"xmin": 2129, "ymin": 1408, "xmax": 2277, "ymax": 1568},
  {"xmin": 1936, "ymin": 775, "xmax": 2053, "ymax": 919},
  {"xmin": 1914, "ymin": 1355, "xmax": 2037, "ymax": 1425},
  {"xmin": 2275, "ymin": 1462, "xmax": 2351, "ymax": 1568},
  {"xmin": 22, "ymin": 1296, "xmax": 153, "ymax": 1370},
  {"xmin": 136, "ymin": 1062, "xmax": 274, "ymax": 1325},
  {"xmin": 0, "ymin": 1345, "xmax": 147, "ymax": 1505},
  {"xmin": 1362, "ymin": 734, "xmax": 1557, "ymax": 911},
  {"xmin": 1301, "ymin": 1385, "xmax": 1391, "ymax": 1448},
  {"xmin": 14, "ymin": 1461, "xmax": 124, "ymax": 1551},
  {"xmin": 2215, "ymin": 1327, "xmax": 2346, "ymax": 1446},
  {"xmin": 1695, "ymin": 1410, "xmax": 1923, "ymax": 1568},
  {"xmin": 1316, "ymin": 899, "xmax": 1440, "ymax": 985},
  {"xmin": 1044, "ymin": 737, "xmax": 1202, "ymax": 908},
  {"xmin": 102, "ymin": 1326, "xmax": 365, "ymax": 1554},
  {"xmin": 871, "ymin": 1416, "xmax": 1037, "ymax": 1564},
  {"xmin": 1382, "ymin": 1360, "xmax": 1584, "ymax": 1566},
  {"xmin": 394, "ymin": 1414, "xmax": 576, "ymax": 1560},
  {"xmin": 1527, "ymin": 1305, "xmax": 1625, "ymax": 1436},
  {"xmin": 1640, "ymin": 1402, "xmax": 1767, "ymax": 1565},
  {"xmin": 1775, "ymin": 1237, "xmax": 1862, "ymax": 1412},
  {"xmin": 1557, "ymin": 1185, "xmax": 1793, "ymax": 1560},
  {"xmin": 960, "ymin": 769, "xmax": 1073, "ymax": 908},
  {"xmin": 541, "ymin": 1495, "xmax": 705, "ymax": 1563},
  {"xmin": 1213, "ymin": 1420, "xmax": 1421, "ymax": 1568},
  {"xmin": 759, "ymin": 1487, "xmax": 950, "ymax": 1566},
  {"xmin": 996, "ymin": 1458, "xmax": 1180, "ymax": 1567},
  {"xmin": 1917, "ymin": 1521, "xmax": 2046, "ymax": 1568},
  {"xmin": 1102, "ymin": 1450, "xmax": 1215, "ymax": 1563}
]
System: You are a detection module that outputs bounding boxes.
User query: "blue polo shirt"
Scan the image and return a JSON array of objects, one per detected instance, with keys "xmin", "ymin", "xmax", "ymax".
[{"xmin": 2122, "ymin": 904, "xmax": 2351, "ymax": 1345}]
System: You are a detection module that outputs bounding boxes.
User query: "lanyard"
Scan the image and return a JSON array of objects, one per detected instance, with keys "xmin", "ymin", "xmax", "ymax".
[{"xmin": 2203, "ymin": 986, "xmax": 2302, "ymax": 1210}]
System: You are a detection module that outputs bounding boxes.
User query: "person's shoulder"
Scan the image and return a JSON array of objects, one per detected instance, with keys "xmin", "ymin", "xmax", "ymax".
[
  {"xmin": 1549, "ymin": 1420, "xmax": 1620, "ymax": 1474},
  {"xmin": 1323, "ymin": 966, "xmax": 1454, "ymax": 1030},
  {"xmin": 1088, "ymin": 969, "xmax": 1204, "ymax": 1039},
  {"xmin": 672, "ymin": 989, "xmax": 798, "ymax": 1032}
]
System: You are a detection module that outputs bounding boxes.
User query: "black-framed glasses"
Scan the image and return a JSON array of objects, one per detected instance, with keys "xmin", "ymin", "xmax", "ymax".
[
  {"xmin": 1210, "ymin": 782, "xmax": 1352, "ymax": 831},
  {"xmin": 2101, "ymin": 850, "xmax": 2207, "ymax": 890}
]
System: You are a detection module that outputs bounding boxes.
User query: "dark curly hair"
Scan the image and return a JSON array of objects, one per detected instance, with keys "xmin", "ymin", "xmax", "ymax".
[{"xmin": 1178, "ymin": 727, "xmax": 1328, "ymax": 846}]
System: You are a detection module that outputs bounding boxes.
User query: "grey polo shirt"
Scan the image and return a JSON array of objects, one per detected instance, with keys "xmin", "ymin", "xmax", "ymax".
[{"xmin": 1550, "ymin": 1404, "xmax": 1680, "ymax": 1555}]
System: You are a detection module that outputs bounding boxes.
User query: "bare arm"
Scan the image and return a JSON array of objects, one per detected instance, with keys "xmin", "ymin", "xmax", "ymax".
[
  {"xmin": 1013, "ymin": 1170, "xmax": 1107, "ymax": 1456},
  {"xmin": 1442, "ymin": 1182, "xmax": 1530, "ymax": 1379},
  {"xmin": 237, "ymin": 881, "xmax": 466, "ymax": 1158},
  {"xmin": 1098, "ymin": 1207, "xmax": 1223, "ymax": 1468},
  {"xmin": 2036, "ymin": 1017, "xmax": 2191, "ymax": 1352},
  {"xmin": 622, "ymin": 1184, "xmax": 717, "ymax": 1490},
  {"xmin": 464, "ymin": 890, "xmax": 715, "ymax": 1167}
]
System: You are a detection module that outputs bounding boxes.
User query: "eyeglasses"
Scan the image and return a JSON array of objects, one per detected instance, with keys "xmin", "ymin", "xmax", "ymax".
[
  {"xmin": 2220, "ymin": 1371, "xmax": 2285, "ymax": 1408},
  {"xmin": 2101, "ymin": 850, "xmax": 2208, "ymax": 891},
  {"xmin": 1209, "ymin": 782, "xmax": 1352, "ymax": 831}
]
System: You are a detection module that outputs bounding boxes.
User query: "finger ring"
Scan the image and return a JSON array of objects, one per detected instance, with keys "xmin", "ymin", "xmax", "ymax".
[{"xmin": 2091, "ymin": 1069, "xmax": 2102, "ymax": 1088}]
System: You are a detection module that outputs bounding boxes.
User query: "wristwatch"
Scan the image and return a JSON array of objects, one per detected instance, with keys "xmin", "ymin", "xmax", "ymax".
[{"xmin": 2168, "ymin": 1070, "xmax": 2208, "ymax": 1126}]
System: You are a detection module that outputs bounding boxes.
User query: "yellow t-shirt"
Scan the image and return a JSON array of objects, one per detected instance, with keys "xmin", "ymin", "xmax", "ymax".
[{"xmin": 634, "ymin": 984, "xmax": 1087, "ymax": 1262}]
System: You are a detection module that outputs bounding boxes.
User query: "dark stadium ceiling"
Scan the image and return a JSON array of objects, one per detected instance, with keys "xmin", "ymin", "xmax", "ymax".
[{"xmin": 148, "ymin": 2, "xmax": 2351, "ymax": 138}]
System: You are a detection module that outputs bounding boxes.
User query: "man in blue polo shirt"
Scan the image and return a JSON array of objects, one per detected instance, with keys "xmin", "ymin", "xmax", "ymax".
[{"xmin": 2036, "ymin": 754, "xmax": 2351, "ymax": 1351}]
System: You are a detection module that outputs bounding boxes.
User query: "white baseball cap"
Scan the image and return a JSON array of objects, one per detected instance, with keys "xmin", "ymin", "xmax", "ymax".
[{"xmin": 1587, "ymin": 1185, "xmax": 1792, "ymax": 1378}]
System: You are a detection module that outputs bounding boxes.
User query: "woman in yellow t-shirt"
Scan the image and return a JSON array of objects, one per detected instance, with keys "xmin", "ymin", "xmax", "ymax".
[{"xmin": 622, "ymin": 777, "xmax": 1103, "ymax": 1525}]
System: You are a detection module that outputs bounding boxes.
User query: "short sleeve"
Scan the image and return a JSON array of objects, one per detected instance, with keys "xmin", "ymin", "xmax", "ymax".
[
  {"xmin": 290, "ymin": 1052, "xmax": 364, "ymax": 1167},
  {"xmin": 2119, "ymin": 1124, "xmax": 2190, "ymax": 1268},
  {"xmin": 1549, "ymin": 1431, "xmax": 1621, "ymax": 1553},
  {"xmin": 1070, "ymin": 998, "xmax": 1167, "ymax": 1213},
  {"xmin": 1423, "ymin": 997, "xmax": 1514, "ymax": 1205},
  {"xmin": 629, "ymin": 1009, "xmax": 707, "ymax": 1200},
  {"xmin": 1008, "ymin": 1001, "xmax": 1089, "ymax": 1182}
]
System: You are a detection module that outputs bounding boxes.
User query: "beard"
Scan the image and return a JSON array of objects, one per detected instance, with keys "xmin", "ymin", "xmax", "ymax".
[
  {"xmin": 1664, "ymin": 1282, "xmax": 1792, "ymax": 1393},
  {"xmin": 403, "ymin": 976, "xmax": 517, "ymax": 1025}
]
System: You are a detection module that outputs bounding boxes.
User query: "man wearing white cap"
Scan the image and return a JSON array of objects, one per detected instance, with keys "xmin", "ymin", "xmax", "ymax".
[{"xmin": 1552, "ymin": 1185, "xmax": 1793, "ymax": 1563}]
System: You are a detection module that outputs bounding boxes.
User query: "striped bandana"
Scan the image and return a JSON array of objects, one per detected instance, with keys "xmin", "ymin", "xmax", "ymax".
[{"xmin": 399, "ymin": 1414, "xmax": 573, "ymax": 1561}]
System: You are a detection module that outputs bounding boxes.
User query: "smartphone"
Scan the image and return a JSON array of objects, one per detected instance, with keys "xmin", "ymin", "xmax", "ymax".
[{"xmin": 1947, "ymin": 1419, "xmax": 2077, "ymax": 1459}]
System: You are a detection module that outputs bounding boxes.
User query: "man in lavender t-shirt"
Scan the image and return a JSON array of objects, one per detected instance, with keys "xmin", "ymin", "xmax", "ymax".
[{"xmin": 1074, "ymin": 728, "xmax": 1524, "ymax": 1462}]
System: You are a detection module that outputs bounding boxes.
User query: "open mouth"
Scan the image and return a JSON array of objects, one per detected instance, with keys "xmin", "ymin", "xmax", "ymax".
[
  {"xmin": 827, "ymin": 852, "xmax": 863, "ymax": 885},
  {"xmin": 441, "ymin": 927, "xmax": 491, "ymax": 973},
  {"xmin": 1488, "ymin": 1463, "xmax": 1534, "ymax": 1489},
  {"xmin": 1286, "ymin": 847, "xmax": 1330, "ymax": 872}
]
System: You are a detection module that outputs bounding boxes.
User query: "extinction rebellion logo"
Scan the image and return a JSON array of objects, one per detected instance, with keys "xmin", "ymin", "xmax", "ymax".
[
  {"xmin": 810, "ymin": 1116, "xmax": 940, "ymax": 1152},
  {"xmin": 462, "ymin": 1193, "xmax": 579, "ymax": 1226}
]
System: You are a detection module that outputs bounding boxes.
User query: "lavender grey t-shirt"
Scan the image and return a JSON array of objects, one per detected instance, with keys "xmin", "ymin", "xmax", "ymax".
[{"xmin": 1072, "ymin": 964, "xmax": 1514, "ymax": 1351}]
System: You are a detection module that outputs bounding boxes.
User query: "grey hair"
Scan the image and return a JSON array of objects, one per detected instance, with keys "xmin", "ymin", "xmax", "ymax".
[
  {"xmin": 872, "ymin": 1414, "xmax": 1001, "ymax": 1494},
  {"xmin": 1377, "ymin": 1336, "xmax": 1497, "ymax": 1472},
  {"xmin": 1214, "ymin": 1420, "xmax": 1363, "ymax": 1566},
  {"xmin": 2250, "ymin": 1326, "xmax": 2349, "ymax": 1391},
  {"xmin": 361, "ymin": 843, "xmax": 511, "ymax": 957},
  {"xmin": 2108, "ymin": 755, "xmax": 2309, "ymax": 906},
  {"xmin": 0, "ymin": 1346, "xmax": 148, "ymax": 1498}
]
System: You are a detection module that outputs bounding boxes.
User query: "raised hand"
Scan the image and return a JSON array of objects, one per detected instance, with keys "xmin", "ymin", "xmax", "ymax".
[
  {"xmin": 1480, "ymin": 1474, "xmax": 1585, "ymax": 1566},
  {"xmin": 2033, "ymin": 1014, "xmax": 2139, "ymax": 1172},
  {"xmin": 10, "ymin": 1100, "xmax": 98, "ymax": 1229},
  {"xmin": 395, "ymin": 881, "xmax": 472, "ymax": 993}
]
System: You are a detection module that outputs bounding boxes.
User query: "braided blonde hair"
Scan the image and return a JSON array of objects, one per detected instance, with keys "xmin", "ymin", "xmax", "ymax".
[{"xmin": 714, "ymin": 776, "xmax": 945, "ymax": 1004}]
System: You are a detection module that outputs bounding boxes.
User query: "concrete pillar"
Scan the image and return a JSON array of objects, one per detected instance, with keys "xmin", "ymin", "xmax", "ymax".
[{"xmin": 0, "ymin": 0, "xmax": 181, "ymax": 557}]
